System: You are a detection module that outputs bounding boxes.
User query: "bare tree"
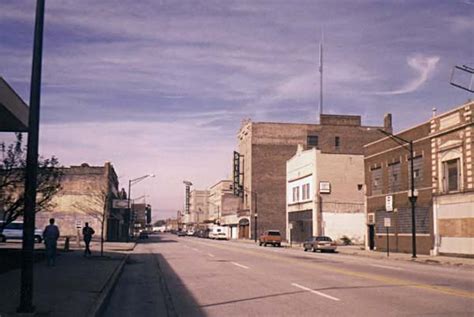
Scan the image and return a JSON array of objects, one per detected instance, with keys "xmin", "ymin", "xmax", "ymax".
[{"xmin": 0, "ymin": 133, "xmax": 62, "ymax": 232}]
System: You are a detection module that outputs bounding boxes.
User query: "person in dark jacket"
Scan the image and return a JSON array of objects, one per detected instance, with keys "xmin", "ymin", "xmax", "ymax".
[
  {"xmin": 82, "ymin": 222, "xmax": 95, "ymax": 257},
  {"xmin": 43, "ymin": 218, "xmax": 60, "ymax": 266}
]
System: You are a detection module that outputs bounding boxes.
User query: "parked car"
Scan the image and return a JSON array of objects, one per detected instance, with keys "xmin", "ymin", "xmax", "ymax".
[
  {"xmin": 177, "ymin": 230, "xmax": 186, "ymax": 237},
  {"xmin": 208, "ymin": 226, "xmax": 229, "ymax": 240},
  {"xmin": 139, "ymin": 231, "xmax": 149, "ymax": 239},
  {"xmin": 303, "ymin": 236, "xmax": 337, "ymax": 252},
  {"xmin": 0, "ymin": 221, "xmax": 43, "ymax": 243},
  {"xmin": 186, "ymin": 229, "xmax": 195, "ymax": 236},
  {"xmin": 259, "ymin": 230, "xmax": 282, "ymax": 247}
]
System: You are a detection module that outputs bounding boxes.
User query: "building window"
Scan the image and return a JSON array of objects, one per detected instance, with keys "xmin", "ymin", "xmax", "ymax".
[
  {"xmin": 292, "ymin": 187, "xmax": 300, "ymax": 202},
  {"xmin": 408, "ymin": 156, "xmax": 423, "ymax": 189},
  {"xmin": 443, "ymin": 159, "xmax": 460, "ymax": 192},
  {"xmin": 371, "ymin": 167, "xmax": 382, "ymax": 195},
  {"xmin": 388, "ymin": 162, "xmax": 401, "ymax": 193},
  {"xmin": 307, "ymin": 135, "xmax": 318, "ymax": 147},
  {"xmin": 301, "ymin": 183, "xmax": 310, "ymax": 200},
  {"xmin": 335, "ymin": 136, "xmax": 340, "ymax": 148}
]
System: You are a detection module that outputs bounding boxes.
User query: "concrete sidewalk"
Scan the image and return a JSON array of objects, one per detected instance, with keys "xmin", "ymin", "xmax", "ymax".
[
  {"xmin": 0, "ymin": 242, "xmax": 135, "ymax": 317},
  {"xmin": 229, "ymin": 238, "xmax": 474, "ymax": 268}
]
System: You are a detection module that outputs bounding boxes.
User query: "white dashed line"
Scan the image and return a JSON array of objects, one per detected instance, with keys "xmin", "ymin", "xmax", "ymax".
[
  {"xmin": 191, "ymin": 248, "xmax": 199, "ymax": 252},
  {"xmin": 208, "ymin": 253, "xmax": 215, "ymax": 257},
  {"xmin": 370, "ymin": 264, "xmax": 403, "ymax": 271},
  {"xmin": 291, "ymin": 283, "xmax": 340, "ymax": 301},
  {"xmin": 231, "ymin": 262, "xmax": 249, "ymax": 269}
]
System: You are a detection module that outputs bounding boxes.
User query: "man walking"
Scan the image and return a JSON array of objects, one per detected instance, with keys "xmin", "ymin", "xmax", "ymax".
[
  {"xmin": 43, "ymin": 218, "xmax": 60, "ymax": 266},
  {"xmin": 82, "ymin": 222, "xmax": 95, "ymax": 257}
]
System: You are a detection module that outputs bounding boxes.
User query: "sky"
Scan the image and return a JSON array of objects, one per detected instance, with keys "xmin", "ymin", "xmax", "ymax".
[{"xmin": 0, "ymin": 0, "xmax": 473, "ymax": 220}]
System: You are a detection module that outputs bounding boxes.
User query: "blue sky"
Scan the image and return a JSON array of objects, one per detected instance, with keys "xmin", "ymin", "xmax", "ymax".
[{"xmin": 1, "ymin": 0, "xmax": 473, "ymax": 219}]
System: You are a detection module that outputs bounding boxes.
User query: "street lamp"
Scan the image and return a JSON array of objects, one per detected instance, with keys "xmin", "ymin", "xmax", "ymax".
[
  {"xmin": 128, "ymin": 174, "xmax": 155, "ymax": 238},
  {"xmin": 378, "ymin": 129, "xmax": 418, "ymax": 258}
]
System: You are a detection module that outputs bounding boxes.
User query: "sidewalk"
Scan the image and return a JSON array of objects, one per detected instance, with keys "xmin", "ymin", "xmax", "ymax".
[
  {"xmin": 229, "ymin": 238, "xmax": 474, "ymax": 268},
  {"xmin": 0, "ymin": 241, "xmax": 135, "ymax": 317}
]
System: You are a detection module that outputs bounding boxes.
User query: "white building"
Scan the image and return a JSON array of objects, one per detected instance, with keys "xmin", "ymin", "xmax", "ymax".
[{"xmin": 286, "ymin": 145, "xmax": 366, "ymax": 244}]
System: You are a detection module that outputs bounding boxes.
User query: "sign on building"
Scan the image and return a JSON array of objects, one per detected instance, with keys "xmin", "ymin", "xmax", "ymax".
[
  {"xmin": 384, "ymin": 217, "xmax": 391, "ymax": 227},
  {"xmin": 385, "ymin": 195, "xmax": 393, "ymax": 212},
  {"xmin": 319, "ymin": 181, "xmax": 331, "ymax": 194},
  {"xmin": 112, "ymin": 199, "xmax": 129, "ymax": 209}
]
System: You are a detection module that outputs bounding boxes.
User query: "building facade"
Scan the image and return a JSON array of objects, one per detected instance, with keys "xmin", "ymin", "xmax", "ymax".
[
  {"xmin": 365, "ymin": 119, "xmax": 433, "ymax": 254},
  {"xmin": 286, "ymin": 146, "xmax": 366, "ymax": 244},
  {"xmin": 209, "ymin": 180, "xmax": 240, "ymax": 238},
  {"xmin": 36, "ymin": 162, "xmax": 122, "ymax": 241},
  {"xmin": 185, "ymin": 189, "xmax": 210, "ymax": 228},
  {"xmin": 431, "ymin": 101, "xmax": 473, "ymax": 256},
  {"xmin": 237, "ymin": 114, "xmax": 390, "ymax": 240}
]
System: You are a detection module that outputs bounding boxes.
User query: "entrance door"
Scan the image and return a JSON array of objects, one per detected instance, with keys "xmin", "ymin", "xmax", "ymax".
[{"xmin": 368, "ymin": 225, "xmax": 375, "ymax": 250}]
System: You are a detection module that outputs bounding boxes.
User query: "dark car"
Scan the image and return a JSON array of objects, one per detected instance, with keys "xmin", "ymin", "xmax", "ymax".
[
  {"xmin": 177, "ymin": 230, "xmax": 186, "ymax": 237},
  {"xmin": 139, "ymin": 231, "xmax": 149, "ymax": 239},
  {"xmin": 303, "ymin": 236, "xmax": 337, "ymax": 252}
]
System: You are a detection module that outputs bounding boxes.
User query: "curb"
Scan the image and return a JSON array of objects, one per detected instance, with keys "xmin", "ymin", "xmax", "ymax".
[{"xmin": 88, "ymin": 254, "xmax": 129, "ymax": 317}]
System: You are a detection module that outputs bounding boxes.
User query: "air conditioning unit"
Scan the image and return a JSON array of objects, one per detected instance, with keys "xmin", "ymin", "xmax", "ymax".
[{"xmin": 367, "ymin": 213, "xmax": 375, "ymax": 225}]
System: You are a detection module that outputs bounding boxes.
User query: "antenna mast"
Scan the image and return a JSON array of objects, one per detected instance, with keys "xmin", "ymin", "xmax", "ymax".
[{"xmin": 319, "ymin": 31, "xmax": 324, "ymax": 121}]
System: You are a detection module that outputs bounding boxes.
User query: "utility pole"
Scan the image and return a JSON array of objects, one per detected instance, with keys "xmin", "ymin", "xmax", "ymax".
[{"xmin": 18, "ymin": 0, "xmax": 45, "ymax": 313}]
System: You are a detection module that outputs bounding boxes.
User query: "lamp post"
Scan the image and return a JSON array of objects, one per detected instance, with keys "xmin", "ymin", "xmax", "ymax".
[
  {"xmin": 128, "ymin": 174, "xmax": 155, "ymax": 238},
  {"xmin": 378, "ymin": 129, "xmax": 417, "ymax": 258},
  {"xmin": 18, "ymin": 0, "xmax": 45, "ymax": 313}
]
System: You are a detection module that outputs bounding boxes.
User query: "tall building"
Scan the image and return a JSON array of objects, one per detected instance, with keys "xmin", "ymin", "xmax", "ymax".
[{"xmin": 237, "ymin": 114, "xmax": 390, "ymax": 240}]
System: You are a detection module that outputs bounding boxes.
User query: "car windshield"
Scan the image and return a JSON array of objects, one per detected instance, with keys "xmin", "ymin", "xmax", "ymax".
[
  {"xmin": 268, "ymin": 231, "xmax": 280, "ymax": 236},
  {"xmin": 316, "ymin": 236, "xmax": 332, "ymax": 241}
]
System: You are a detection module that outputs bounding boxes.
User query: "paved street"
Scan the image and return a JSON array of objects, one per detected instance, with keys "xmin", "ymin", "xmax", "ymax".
[{"xmin": 104, "ymin": 234, "xmax": 474, "ymax": 317}]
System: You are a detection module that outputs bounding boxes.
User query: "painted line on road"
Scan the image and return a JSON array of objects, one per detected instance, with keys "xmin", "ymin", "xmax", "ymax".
[
  {"xmin": 370, "ymin": 264, "xmax": 403, "ymax": 271},
  {"xmin": 231, "ymin": 262, "xmax": 249, "ymax": 269},
  {"xmin": 208, "ymin": 253, "xmax": 215, "ymax": 257},
  {"xmin": 186, "ymin": 239, "xmax": 474, "ymax": 300},
  {"xmin": 191, "ymin": 248, "xmax": 200, "ymax": 252},
  {"xmin": 291, "ymin": 283, "xmax": 340, "ymax": 301}
]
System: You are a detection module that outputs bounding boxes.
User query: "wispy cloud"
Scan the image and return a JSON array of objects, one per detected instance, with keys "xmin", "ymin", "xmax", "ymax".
[{"xmin": 373, "ymin": 54, "xmax": 440, "ymax": 95}]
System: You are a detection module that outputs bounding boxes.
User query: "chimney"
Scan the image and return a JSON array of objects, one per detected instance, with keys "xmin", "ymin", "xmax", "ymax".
[{"xmin": 384, "ymin": 113, "xmax": 393, "ymax": 133}]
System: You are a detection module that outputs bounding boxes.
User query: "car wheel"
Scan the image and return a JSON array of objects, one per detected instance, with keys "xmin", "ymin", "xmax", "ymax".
[
  {"xmin": 311, "ymin": 247, "xmax": 316, "ymax": 252},
  {"xmin": 34, "ymin": 236, "xmax": 42, "ymax": 243},
  {"xmin": 259, "ymin": 242, "xmax": 262, "ymax": 246},
  {"xmin": 303, "ymin": 247, "xmax": 307, "ymax": 252},
  {"xmin": 276, "ymin": 243, "xmax": 281, "ymax": 247},
  {"xmin": 0, "ymin": 235, "xmax": 5, "ymax": 243}
]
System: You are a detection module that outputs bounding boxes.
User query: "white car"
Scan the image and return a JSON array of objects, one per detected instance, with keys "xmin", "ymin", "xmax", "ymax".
[
  {"xmin": 0, "ymin": 221, "xmax": 43, "ymax": 243},
  {"xmin": 186, "ymin": 229, "xmax": 195, "ymax": 236},
  {"xmin": 208, "ymin": 226, "xmax": 229, "ymax": 240}
]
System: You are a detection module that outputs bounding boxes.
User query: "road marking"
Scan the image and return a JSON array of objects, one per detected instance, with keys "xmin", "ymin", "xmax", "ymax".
[
  {"xmin": 370, "ymin": 264, "xmax": 403, "ymax": 271},
  {"xmin": 186, "ymin": 239, "xmax": 474, "ymax": 300},
  {"xmin": 231, "ymin": 262, "xmax": 249, "ymax": 269},
  {"xmin": 291, "ymin": 283, "xmax": 340, "ymax": 301},
  {"xmin": 191, "ymin": 248, "xmax": 199, "ymax": 252},
  {"xmin": 208, "ymin": 253, "xmax": 215, "ymax": 257}
]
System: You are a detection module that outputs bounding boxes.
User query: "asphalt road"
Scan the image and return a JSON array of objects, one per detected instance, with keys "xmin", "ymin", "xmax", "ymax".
[{"xmin": 103, "ymin": 234, "xmax": 474, "ymax": 317}]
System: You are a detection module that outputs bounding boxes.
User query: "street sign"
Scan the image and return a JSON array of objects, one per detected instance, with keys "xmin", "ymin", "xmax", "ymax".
[
  {"xmin": 113, "ymin": 199, "xmax": 129, "ymax": 209},
  {"xmin": 385, "ymin": 195, "xmax": 393, "ymax": 212},
  {"xmin": 289, "ymin": 223, "xmax": 293, "ymax": 230},
  {"xmin": 384, "ymin": 217, "xmax": 391, "ymax": 227},
  {"xmin": 75, "ymin": 220, "xmax": 82, "ymax": 229}
]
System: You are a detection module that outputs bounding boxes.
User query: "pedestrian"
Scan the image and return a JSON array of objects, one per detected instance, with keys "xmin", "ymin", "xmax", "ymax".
[
  {"xmin": 43, "ymin": 218, "xmax": 60, "ymax": 266},
  {"xmin": 82, "ymin": 222, "xmax": 95, "ymax": 257}
]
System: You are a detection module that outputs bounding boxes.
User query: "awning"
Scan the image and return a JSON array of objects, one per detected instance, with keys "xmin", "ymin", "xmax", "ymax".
[{"xmin": 0, "ymin": 77, "xmax": 29, "ymax": 132}]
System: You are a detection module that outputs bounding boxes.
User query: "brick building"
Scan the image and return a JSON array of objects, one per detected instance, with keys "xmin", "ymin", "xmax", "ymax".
[
  {"xmin": 431, "ymin": 101, "xmax": 473, "ymax": 256},
  {"xmin": 364, "ymin": 121, "xmax": 433, "ymax": 254},
  {"xmin": 36, "ymin": 162, "xmax": 123, "ymax": 241},
  {"xmin": 237, "ymin": 114, "xmax": 390, "ymax": 240},
  {"xmin": 209, "ymin": 180, "xmax": 240, "ymax": 238},
  {"xmin": 184, "ymin": 189, "xmax": 209, "ymax": 229}
]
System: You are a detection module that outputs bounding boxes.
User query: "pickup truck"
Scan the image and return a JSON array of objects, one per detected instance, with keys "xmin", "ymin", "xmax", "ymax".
[{"xmin": 259, "ymin": 230, "xmax": 282, "ymax": 247}]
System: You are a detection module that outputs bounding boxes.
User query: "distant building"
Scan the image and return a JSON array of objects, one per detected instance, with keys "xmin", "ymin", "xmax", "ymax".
[
  {"xmin": 237, "ymin": 114, "xmax": 390, "ymax": 240},
  {"xmin": 431, "ymin": 101, "xmax": 473, "ymax": 256},
  {"xmin": 185, "ymin": 189, "xmax": 209, "ymax": 228},
  {"xmin": 208, "ymin": 180, "xmax": 240, "ymax": 239},
  {"xmin": 286, "ymin": 145, "xmax": 365, "ymax": 244},
  {"xmin": 132, "ymin": 203, "xmax": 151, "ymax": 233},
  {"xmin": 36, "ymin": 162, "xmax": 123, "ymax": 241}
]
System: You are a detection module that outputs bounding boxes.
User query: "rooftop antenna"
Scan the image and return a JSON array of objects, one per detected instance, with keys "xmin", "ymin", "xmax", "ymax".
[{"xmin": 319, "ymin": 30, "xmax": 324, "ymax": 122}]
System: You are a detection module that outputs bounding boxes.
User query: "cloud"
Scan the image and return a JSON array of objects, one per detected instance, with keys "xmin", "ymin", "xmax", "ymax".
[{"xmin": 373, "ymin": 54, "xmax": 440, "ymax": 95}]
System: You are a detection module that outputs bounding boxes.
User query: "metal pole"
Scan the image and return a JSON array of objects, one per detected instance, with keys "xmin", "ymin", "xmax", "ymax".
[
  {"xmin": 386, "ymin": 227, "xmax": 389, "ymax": 257},
  {"xmin": 128, "ymin": 180, "xmax": 131, "ymax": 241},
  {"xmin": 410, "ymin": 141, "xmax": 417, "ymax": 258},
  {"xmin": 18, "ymin": 0, "xmax": 45, "ymax": 313},
  {"xmin": 254, "ymin": 193, "xmax": 258, "ymax": 242}
]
